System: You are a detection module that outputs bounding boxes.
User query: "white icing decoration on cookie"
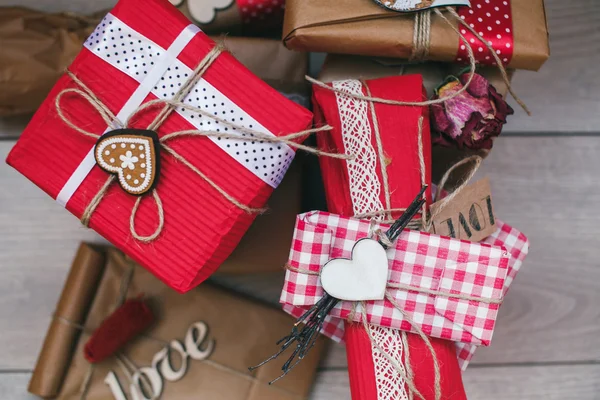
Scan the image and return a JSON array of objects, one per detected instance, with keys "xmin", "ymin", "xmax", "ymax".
[{"xmin": 96, "ymin": 136, "xmax": 155, "ymax": 195}]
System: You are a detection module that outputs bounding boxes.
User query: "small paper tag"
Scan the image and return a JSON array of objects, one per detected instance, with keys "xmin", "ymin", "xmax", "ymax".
[
  {"xmin": 430, "ymin": 178, "xmax": 496, "ymax": 242},
  {"xmin": 373, "ymin": 0, "xmax": 470, "ymax": 13}
]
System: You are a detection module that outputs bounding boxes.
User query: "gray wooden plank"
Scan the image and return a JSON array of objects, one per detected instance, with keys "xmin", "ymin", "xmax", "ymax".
[
  {"xmin": 0, "ymin": 143, "xmax": 106, "ymax": 370},
  {"xmin": 0, "ymin": 373, "xmax": 37, "ymax": 400},
  {"xmin": 311, "ymin": 365, "xmax": 600, "ymax": 400},
  {"xmin": 506, "ymin": 0, "xmax": 600, "ymax": 132},
  {"xmin": 2, "ymin": 136, "xmax": 600, "ymax": 371},
  {"xmin": 470, "ymin": 136, "xmax": 600, "ymax": 364},
  {"xmin": 3, "ymin": 365, "xmax": 600, "ymax": 400}
]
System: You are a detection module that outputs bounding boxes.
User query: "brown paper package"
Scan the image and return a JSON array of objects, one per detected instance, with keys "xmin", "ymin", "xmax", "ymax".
[
  {"xmin": 317, "ymin": 53, "xmax": 512, "ymax": 186},
  {"xmin": 211, "ymin": 35, "xmax": 310, "ymax": 106},
  {"xmin": 0, "ymin": 8, "xmax": 308, "ymax": 115},
  {"xmin": 29, "ymin": 244, "xmax": 325, "ymax": 400},
  {"xmin": 283, "ymin": 0, "xmax": 549, "ymax": 71},
  {"xmin": 0, "ymin": 8, "xmax": 96, "ymax": 116},
  {"xmin": 217, "ymin": 159, "xmax": 301, "ymax": 274}
]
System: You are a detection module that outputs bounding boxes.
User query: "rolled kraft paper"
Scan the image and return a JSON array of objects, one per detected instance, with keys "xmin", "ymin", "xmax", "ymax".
[
  {"xmin": 312, "ymin": 75, "xmax": 466, "ymax": 399},
  {"xmin": 28, "ymin": 243, "xmax": 106, "ymax": 398},
  {"xmin": 84, "ymin": 298, "xmax": 154, "ymax": 363},
  {"xmin": 283, "ymin": 0, "xmax": 549, "ymax": 71}
]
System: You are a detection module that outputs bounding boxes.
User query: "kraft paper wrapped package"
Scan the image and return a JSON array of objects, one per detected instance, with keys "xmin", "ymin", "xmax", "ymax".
[
  {"xmin": 217, "ymin": 160, "xmax": 301, "ymax": 274},
  {"xmin": 283, "ymin": 0, "xmax": 549, "ymax": 71},
  {"xmin": 6, "ymin": 0, "xmax": 313, "ymax": 293},
  {"xmin": 28, "ymin": 243, "xmax": 325, "ymax": 400},
  {"xmin": 212, "ymin": 36, "xmax": 310, "ymax": 107},
  {"xmin": 0, "ymin": 8, "xmax": 96, "ymax": 116}
]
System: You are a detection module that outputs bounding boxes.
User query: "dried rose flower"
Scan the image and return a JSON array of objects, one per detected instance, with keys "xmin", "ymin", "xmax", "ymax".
[{"xmin": 431, "ymin": 72, "xmax": 514, "ymax": 150}]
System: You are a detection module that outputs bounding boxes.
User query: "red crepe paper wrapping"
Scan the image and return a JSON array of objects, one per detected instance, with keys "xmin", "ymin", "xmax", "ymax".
[
  {"xmin": 312, "ymin": 75, "xmax": 466, "ymax": 400},
  {"xmin": 6, "ymin": 0, "xmax": 312, "ymax": 293},
  {"xmin": 84, "ymin": 298, "xmax": 154, "ymax": 363}
]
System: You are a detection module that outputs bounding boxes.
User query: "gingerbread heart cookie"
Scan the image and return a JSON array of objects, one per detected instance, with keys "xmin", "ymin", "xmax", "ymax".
[{"xmin": 95, "ymin": 129, "xmax": 160, "ymax": 196}]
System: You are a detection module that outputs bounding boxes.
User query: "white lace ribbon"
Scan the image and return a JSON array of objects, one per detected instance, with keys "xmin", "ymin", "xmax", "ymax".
[{"xmin": 333, "ymin": 79, "xmax": 409, "ymax": 400}]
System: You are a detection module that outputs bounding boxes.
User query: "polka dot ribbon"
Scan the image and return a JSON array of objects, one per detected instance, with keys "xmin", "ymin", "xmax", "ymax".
[
  {"xmin": 237, "ymin": 0, "xmax": 285, "ymax": 25},
  {"xmin": 456, "ymin": 0, "xmax": 514, "ymax": 66}
]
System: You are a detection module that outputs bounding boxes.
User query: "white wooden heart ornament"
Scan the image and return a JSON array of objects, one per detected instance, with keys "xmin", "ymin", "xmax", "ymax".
[
  {"xmin": 320, "ymin": 238, "xmax": 389, "ymax": 302},
  {"xmin": 94, "ymin": 129, "xmax": 160, "ymax": 196}
]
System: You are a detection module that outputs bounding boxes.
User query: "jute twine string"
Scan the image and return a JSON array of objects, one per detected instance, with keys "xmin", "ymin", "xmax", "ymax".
[
  {"xmin": 306, "ymin": 18, "xmax": 477, "ymax": 108},
  {"xmin": 410, "ymin": 10, "xmax": 432, "ymax": 61},
  {"xmin": 284, "ymin": 263, "xmax": 502, "ymax": 304},
  {"xmin": 55, "ymin": 44, "xmax": 349, "ymax": 243},
  {"xmin": 400, "ymin": 330, "xmax": 415, "ymax": 400},
  {"xmin": 424, "ymin": 153, "xmax": 484, "ymax": 232}
]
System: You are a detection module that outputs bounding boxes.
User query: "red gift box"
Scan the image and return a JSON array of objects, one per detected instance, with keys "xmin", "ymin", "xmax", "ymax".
[
  {"xmin": 6, "ymin": 0, "xmax": 312, "ymax": 293},
  {"xmin": 312, "ymin": 75, "xmax": 466, "ymax": 400}
]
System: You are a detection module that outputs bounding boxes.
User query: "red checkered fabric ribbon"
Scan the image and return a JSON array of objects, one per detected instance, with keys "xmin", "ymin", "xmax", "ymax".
[{"xmin": 281, "ymin": 211, "xmax": 529, "ymax": 366}]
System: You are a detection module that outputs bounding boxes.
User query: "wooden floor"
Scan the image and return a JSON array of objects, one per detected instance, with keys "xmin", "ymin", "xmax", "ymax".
[{"xmin": 1, "ymin": 0, "xmax": 600, "ymax": 399}]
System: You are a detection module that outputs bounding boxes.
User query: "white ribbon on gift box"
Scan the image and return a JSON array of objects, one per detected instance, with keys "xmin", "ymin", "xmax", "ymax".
[{"xmin": 57, "ymin": 13, "xmax": 294, "ymax": 207}]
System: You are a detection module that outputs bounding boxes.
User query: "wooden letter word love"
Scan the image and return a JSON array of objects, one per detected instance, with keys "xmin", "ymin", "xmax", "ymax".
[
  {"xmin": 430, "ymin": 177, "xmax": 496, "ymax": 243},
  {"xmin": 104, "ymin": 321, "xmax": 215, "ymax": 400}
]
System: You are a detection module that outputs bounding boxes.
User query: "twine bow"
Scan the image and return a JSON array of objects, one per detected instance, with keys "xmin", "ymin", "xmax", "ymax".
[{"xmin": 55, "ymin": 43, "xmax": 349, "ymax": 243}]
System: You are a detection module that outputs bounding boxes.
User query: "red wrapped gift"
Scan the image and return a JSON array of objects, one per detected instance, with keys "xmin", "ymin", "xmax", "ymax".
[
  {"xmin": 6, "ymin": 0, "xmax": 313, "ymax": 293},
  {"xmin": 311, "ymin": 75, "xmax": 466, "ymax": 400}
]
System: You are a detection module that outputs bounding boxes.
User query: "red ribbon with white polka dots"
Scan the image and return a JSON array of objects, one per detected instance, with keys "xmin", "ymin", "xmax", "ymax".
[{"xmin": 456, "ymin": 0, "xmax": 513, "ymax": 66}]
